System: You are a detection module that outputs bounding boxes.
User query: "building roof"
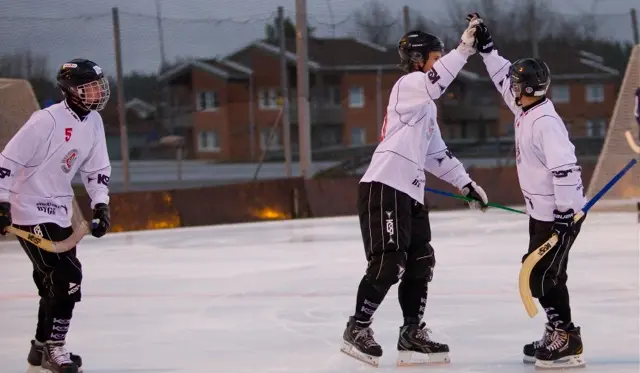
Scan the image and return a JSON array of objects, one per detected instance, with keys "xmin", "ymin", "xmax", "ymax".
[
  {"xmin": 463, "ymin": 41, "xmax": 620, "ymax": 80},
  {"xmin": 158, "ymin": 59, "xmax": 253, "ymax": 83},
  {"xmin": 161, "ymin": 37, "xmax": 620, "ymax": 83}
]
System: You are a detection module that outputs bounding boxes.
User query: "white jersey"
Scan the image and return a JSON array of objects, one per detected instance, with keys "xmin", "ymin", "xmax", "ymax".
[
  {"xmin": 0, "ymin": 101, "xmax": 111, "ymax": 227},
  {"xmin": 361, "ymin": 49, "xmax": 473, "ymax": 204},
  {"xmin": 480, "ymin": 49, "xmax": 586, "ymax": 221}
]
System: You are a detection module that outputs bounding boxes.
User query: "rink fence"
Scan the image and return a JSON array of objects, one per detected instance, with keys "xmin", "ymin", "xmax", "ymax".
[{"xmin": 70, "ymin": 164, "xmax": 597, "ymax": 233}]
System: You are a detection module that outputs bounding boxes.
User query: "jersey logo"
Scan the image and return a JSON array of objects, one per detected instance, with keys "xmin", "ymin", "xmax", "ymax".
[
  {"xmin": 0, "ymin": 167, "xmax": 11, "ymax": 179},
  {"xmin": 98, "ymin": 173, "xmax": 110, "ymax": 186},
  {"xmin": 65, "ymin": 128, "xmax": 73, "ymax": 142},
  {"xmin": 427, "ymin": 68, "xmax": 441, "ymax": 84},
  {"xmin": 61, "ymin": 149, "xmax": 79, "ymax": 173}
]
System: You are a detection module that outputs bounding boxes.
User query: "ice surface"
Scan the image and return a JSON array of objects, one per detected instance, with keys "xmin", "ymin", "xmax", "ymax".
[{"xmin": 0, "ymin": 209, "xmax": 638, "ymax": 373}]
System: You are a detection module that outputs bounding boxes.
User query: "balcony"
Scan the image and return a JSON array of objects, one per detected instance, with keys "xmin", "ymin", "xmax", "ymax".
[
  {"xmin": 161, "ymin": 105, "xmax": 194, "ymax": 129},
  {"xmin": 440, "ymin": 99, "xmax": 499, "ymax": 121},
  {"xmin": 289, "ymin": 102, "xmax": 343, "ymax": 125}
]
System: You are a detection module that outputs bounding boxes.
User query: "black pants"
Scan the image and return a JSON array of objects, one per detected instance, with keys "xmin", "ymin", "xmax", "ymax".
[
  {"xmin": 15, "ymin": 223, "xmax": 83, "ymax": 343},
  {"xmin": 353, "ymin": 181, "xmax": 435, "ymax": 325},
  {"xmin": 524, "ymin": 217, "xmax": 582, "ymax": 326}
]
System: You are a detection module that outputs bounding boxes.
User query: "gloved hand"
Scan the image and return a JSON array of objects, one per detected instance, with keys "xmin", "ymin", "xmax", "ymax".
[
  {"xmin": 460, "ymin": 181, "xmax": 489, "ymax": 212},
  {"xmin": 552, "ymin": 209, "xmax": 583, "ymax": 240},
  {"xmin": 0, "ymin": 202, "xmax": 11, "ymax": 235},
  {"xmin": 466, "ymin": 12, "xmax": 494, "ymax": 54},
  {"xmin": 456, "ymin": 15, "xmax": 480, "ymax": 57},
  {"xmin": 91, "ymin": 203, "xmax": 110, "ymax": 238}
]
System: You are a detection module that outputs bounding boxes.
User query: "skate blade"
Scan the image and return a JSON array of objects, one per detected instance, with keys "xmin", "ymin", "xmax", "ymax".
[
  {"xmin": 26, "ymin": 365, "xmax": 42, "ymax": 373},
  {"xmin": 535, "ymin": 354, "xmax": 586, "ymax": 370},
  {"xmin": 340, "ymin": 341, "xmax": 380, "ymax": 367},
  {"xmin": 523, "ymin": 355, "xmax": 536, "ymax": 364},
  {"xmin": 396, "ymin": 350, "xmax": 450, "ymax": 366}
]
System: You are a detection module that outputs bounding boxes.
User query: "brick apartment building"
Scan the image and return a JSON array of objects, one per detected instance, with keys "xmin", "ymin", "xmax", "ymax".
[{"xmin": 158, "ymin": 37, "xmax": 620, "ymax": 162}]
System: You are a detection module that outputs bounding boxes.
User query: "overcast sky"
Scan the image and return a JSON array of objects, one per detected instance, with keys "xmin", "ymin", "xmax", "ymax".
[{"xmin": 0, "ymin": 0, "xmax": 636, "ymax": 76}]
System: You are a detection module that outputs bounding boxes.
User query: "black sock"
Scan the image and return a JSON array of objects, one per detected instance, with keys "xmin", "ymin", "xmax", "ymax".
[
  {"xmin": 35, "ymin": 298, "xmax": 49, "ymax": 343},
  {"xmin": 398, "ymin": 279, "xmax": 428, "ymax": 325},
  {"xmin": 539, "ymin": 284, "xmax": 571, "ymax": 328},
  {"xmin": 48, "ymin": 301, "xmax": 75, "ymax": 342},
  {"xmin": 353, "ymin": 276, "xmax": 390, "ymax": 323}
]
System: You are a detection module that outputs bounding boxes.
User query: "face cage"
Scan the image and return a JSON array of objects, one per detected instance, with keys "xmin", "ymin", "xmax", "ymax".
[{"xmin": 75, "ymin": 77, "xmax": 110, "ymax": 111}]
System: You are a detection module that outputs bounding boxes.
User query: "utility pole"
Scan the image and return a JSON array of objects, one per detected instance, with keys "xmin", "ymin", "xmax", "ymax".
[
  {"xmin": 403, "ymin": 6, "xmax": 410, "ymax": 33},
  {"xmin": 530, "ymin": 0, "xmax": 539, "ymax": 58},
  {"xmin": 296, "ymin": 0, "xmax": 312, "ymax": 178},
  {"xmin": 112, "ymin": 7, "xmax": 130, "ymax": 191},
  {"xmin": 155, "ymin": 0, "xmax": 167, "ymax": 69},
  {"xmin": 631, "ymin": 8, "xmax": 639, "ymax": 45},
  {"xmin": 278, "ymin": 6, "xmax": 292, "ymax": 178}
]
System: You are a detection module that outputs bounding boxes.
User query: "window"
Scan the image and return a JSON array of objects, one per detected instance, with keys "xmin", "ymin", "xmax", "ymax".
[
  {"xmin": 327, "ymin": 86, "xmax": 341, "ymax": 106},
  {"xmin": 586, "ymin": 119, "xmax": 607, "ymax": 137},
  {"xmin": 348, "ymin": 86, "xmax": 364, "ymax": 108},
  {"xmin": 198, "ymin": 131, "xmax": 220, "ymax": 151},
  {"xmin": 259, "ymin": 88, "xmax": 279, "ymax": 110},
  {"xmin": 260, "ymin": 128, "xmax": 281, "ymax": 150},
  {"xmin": 585, "ymin": 84, "xmax": 604, "ymax": 103},
  {"xmin": 196, "ymin": 91, "xmax": 219, "ymax": 111},
  {"xmin": 351, "ymin": 127, "xmax": 366, "ymax": 145},
  {"xmin": 551, "ymin": 85, "xmax": 570, "ymax": 103}
]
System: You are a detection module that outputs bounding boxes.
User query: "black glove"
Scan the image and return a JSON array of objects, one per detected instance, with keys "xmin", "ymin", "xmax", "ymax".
[
  {"xmin": 91, "ymin": 203, "xmax": 110, "ymax": 238},
  {"xmin": 466, "ymin": 13, "xmax": 494, "ymax": 53},
  {"xmin": 552, "ymin": 209, "xmax": 582, "ymax": 240},
  {"xmin": 0, "ymin": 202, "xmax": 11, "ymax": 235},
  {"xmin": 460, "ymin": 181, "xmax": 489, "ymax": 212}
]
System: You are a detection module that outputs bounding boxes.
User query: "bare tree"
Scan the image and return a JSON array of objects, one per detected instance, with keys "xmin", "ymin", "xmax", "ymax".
[
  {"xmin": 445, "ymin": 0, "xmax": 602, "ymax": 44},
  {"xmin": 353, "ymin": 0, "xmax": 399, "ymax": 45},
  {"xmin": 0, "ymin": 50, "xmax": 49, "ymax": 79}
]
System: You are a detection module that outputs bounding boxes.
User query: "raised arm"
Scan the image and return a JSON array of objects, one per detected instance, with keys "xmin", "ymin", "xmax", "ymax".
[
  {"xmin": 392, "ymin": 20, "xmax": 480, "ymax": 117},
  {"xmin": 467, "ymin": 14, "xmax": 522, "ymax": 116}
]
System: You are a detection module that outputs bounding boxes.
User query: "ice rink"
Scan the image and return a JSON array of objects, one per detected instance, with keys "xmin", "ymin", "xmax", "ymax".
[{"xmin": 0, "ymin": 209, "xmax": 638, "ymax": 373}]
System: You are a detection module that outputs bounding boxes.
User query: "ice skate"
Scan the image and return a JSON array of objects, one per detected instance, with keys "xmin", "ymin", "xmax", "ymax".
[
  {"xmin": 535, "ymin": 324, "xmax": 586, "ymax": 369},
  {"xmin": 27, "ymin": 339, "xmax": 83, "ymax": 373},
  {"xmin": 396, "ymin": 322, "xmax": 450, "ymax": 366},
  {"xmin": 340, "ymin": 316, "xmax": 382, "ymax": 367},
  {"xmin": 523, "ymin": 323, "xmax": 554, "ymax": 363},
  {"xmin": 38, "ymin": 341, "xmax": 79, "ymax": 373}
]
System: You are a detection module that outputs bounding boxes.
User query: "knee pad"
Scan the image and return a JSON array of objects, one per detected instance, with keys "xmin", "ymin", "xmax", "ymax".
[
  {"xmin": 50, "ymin": 256, "xmax": 83, "ymax": 303},
  {"xmin": 365, "ymin": 251, "xmax": 406, "ymax": 291},
  {"xmin": 529, "ymin": 267, "xmax": 558, "ymax": 299},
  {"xmin": 404, "ymin": 243, "xmax": 436, "ymax": 282}
]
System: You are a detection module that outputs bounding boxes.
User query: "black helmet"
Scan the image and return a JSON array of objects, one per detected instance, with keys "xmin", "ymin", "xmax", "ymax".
[
  {"xmin": 57, "ymin": 58, "xmax": 110, "ymax": 112},
  {"xmin": 398, "ymin": 30, "xmax": 444, "ymax": 73},
  {"xmin": 508, "ymin": 58, "xmax": 551, "ymax": 106}
]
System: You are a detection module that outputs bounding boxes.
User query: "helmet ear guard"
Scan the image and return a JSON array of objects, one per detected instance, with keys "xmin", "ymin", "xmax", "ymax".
[{"xmin": 397, "ymin": 30, "xmax": 444, "ymax": 73}]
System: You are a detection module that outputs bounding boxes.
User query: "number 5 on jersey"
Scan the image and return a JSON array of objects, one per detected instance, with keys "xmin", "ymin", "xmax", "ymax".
[{"xmin": 65, "ymin": 128, "xmax": 73, "ymax": 142}]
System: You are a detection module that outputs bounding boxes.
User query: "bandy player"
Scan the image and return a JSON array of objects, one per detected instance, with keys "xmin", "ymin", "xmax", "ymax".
[
  {"xmin": 0, "ymin": 59, "xmax": 112, "ymax": 373},
  {"xmin": 340, "ymin": 18, "xmax": 489, "ymax": 367}
]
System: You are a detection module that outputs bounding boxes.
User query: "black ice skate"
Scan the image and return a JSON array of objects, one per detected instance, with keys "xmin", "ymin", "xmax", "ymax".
[
  {"xmin": 396, "ymin": 322, "xmax": 450, "ymax": 366},
  {"xmin": 534, "ymin": 324, "xmax": 586, "ymax": 369},
  {"xmin": 523, "ymin": 323, "xmax": 554, "ymax": 363},
  {"xmin": 27, "ymin": 339, "xmax": 83, "ymax": 373},
  {"xmin": 340, "ymin": 316, "xmax": 383, "ymax": 367},
  {"xmin": 39, "ymin": 341, "xmax": 79, "ymax": 373}
]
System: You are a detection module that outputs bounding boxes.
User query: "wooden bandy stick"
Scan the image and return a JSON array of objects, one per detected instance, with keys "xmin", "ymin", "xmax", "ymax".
[{"xmin": 6, "ymin": 221, "xmax": 90, "ymax": 253}]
